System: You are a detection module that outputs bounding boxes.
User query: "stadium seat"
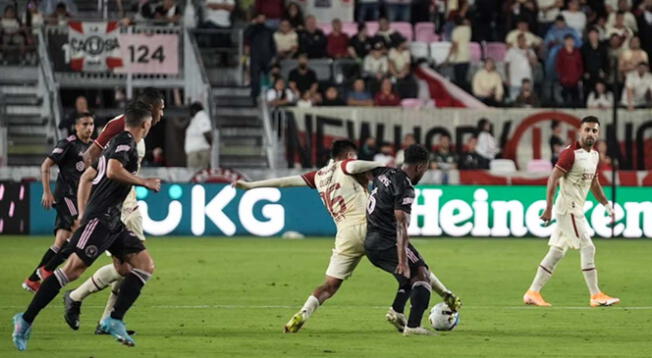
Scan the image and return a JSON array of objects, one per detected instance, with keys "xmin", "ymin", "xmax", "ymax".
[
  {"xmin": 429, "ymin": 42, "xmax": 452, "ymax": 66},
  {"xmin": 527, "ymin": 159, "xmax": 553, "ymax": 173},
  {"xmin": 309, "ymin": 59, "xmax": 334, "ymax": 81},
  {"xmin": 280, "ymin": 59, "xmax": 299, "ymax": 80},
  {"xmin": 410, "ymin": 42, "xmax": 429, "ymax": 60},
  {"xmin": 342, "ymin": 22, "xmax": 358, "ymax": 37},
  {"xmin": 332, "ymin": 58, "xmax": 359, "ymax": 83},
  {"xmin": 489, "ymin": 159, "xmax": 517, "ymax": 174},
  {"xmin": 414, "ymin": 22, "xmax": 438, "ymax": 43},
  {"xmin": 319, "ymin": 22, "xmax": 333, "ymax": 35},
  {"xmin": 485, "ymin": 42, "xmax": 507, "ymax": 62},
  {"xmin": 366, "ymin": 22, "xmax": 380, "ymax": 35},
  {"xmin": 469, "ymin": 42, "xmax": 482, "ymax": 62},
  {"xmin": 392, "ymin": 22, "xmax": 413, "ymax": 41}
]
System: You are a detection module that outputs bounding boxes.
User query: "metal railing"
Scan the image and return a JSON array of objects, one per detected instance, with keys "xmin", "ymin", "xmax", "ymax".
[
  {"xmin": 37, "ymin": 28, "xmax": 64, "ymax": 143},
  {"xmin": 0, "ymin": 92, "xmax": 7, "ymax": 167}
]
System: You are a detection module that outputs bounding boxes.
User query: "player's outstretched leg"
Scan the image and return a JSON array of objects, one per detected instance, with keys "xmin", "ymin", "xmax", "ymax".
[
  {"xmin": 429, "ymin": 271, "xmax": 462, "ymax": 311},
  {"xmin": 95, "ymin": 279, "xmax": 126, "ymax": 335},
  {"xmin": 284, "ymin": 276, "xmax": 342, "ymax": 333},
  {"xmin": 386, "ymin": 283, "xmax": 410, "ymax": 332},
  {"xmin": 403, "ymin": 269, "xmax": 434, "ymax": 336},
  {"xmin": 581, "ymin": 244, "xmax": 620, "ymax": 307},
  {"xmin": 524, "ymin": 246, "xmax": 565, "ymax": 307},
  {"xmin": 39, "ymin": 240, "xmax": 74, "ymax": 281},
  {"xmin": 22, "ymin": 230, "xmax": 70, "ymax": 292}
]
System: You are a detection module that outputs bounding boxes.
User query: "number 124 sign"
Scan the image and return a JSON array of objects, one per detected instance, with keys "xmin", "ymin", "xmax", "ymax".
[{"xmin": 117, "ymin": 34, "xmax": 179, "ymax": 75}]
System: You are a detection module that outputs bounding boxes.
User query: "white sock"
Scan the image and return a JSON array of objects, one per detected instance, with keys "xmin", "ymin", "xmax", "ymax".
[
  {"xmin": 300, "ymin": 295, "xmax": 320, "ymax": 318},
  {"xmin": 69, "ymin": 264, "xmax": 122, "ymax": 302},
  {"xmin": 101, "ymin": 278, "xmax": 123, "ymax": 320},
  {"xmin": 529, "ymin": 246, "xmax": 565, "ymax": 292},
  {"xmin": 428, "ymin": 271, "xmax": 449, "ymax": 297},
  {"xmin": 581, "ymin": 245, "xmax": 600, "ymax": 296}
]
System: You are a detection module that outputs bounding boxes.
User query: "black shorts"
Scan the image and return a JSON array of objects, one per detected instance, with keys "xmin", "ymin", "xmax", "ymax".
[
  {"xmin": 68, "ymin": 217, "xmax": 146, "ymax": 266},
  {"xmin": 53, "ymin": 197, "xmax": 78, "ymax": 235},
  {"xmin": 365, "ymin": 242, "xmax": 428, "ymax": 286}
]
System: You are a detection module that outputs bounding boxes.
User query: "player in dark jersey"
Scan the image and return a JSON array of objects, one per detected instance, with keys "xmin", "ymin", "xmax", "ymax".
[
  {"xmin": 365, "ymin": 144, "xmax": 438, "ymax": 336},
  {"xmin": 12, "ymin": 102, "xmax": 161, "ymax": 351},
  {"xmin": 21, "ymin": 113, "xmax": 95, "ymax": 293}
]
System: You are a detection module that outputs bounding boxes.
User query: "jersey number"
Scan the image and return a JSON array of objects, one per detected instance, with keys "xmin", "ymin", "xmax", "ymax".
[
  {"xmin": 367, "ymin": 188, "xmax": 378, "ymax": 214},
  {"xmin": 320, "ymin": 183, "xmax": 346, "ymax": 221}
]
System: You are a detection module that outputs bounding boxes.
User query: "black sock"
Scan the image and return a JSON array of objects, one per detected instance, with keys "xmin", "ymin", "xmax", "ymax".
[
  {"xmin": 110, "ymin": 269, "xmax": 150, "ymax": 321},
  {"xmin": 23, "ymin": 269, "xmax": 68, "ymax": 324},
  {"xmin": 391, "ymin": 284, "xmax": 411, "ymax": 314},
  {"xmin": 43, "ymin": 242, "xmax": 72, "ymax": 272},
  {"xmin": 28, "ymin": 247, "xmax": 59, "ymax": 281},
  {"xmin": 407, "ymin": 282, "xmax": 431, "ymax": 328}
]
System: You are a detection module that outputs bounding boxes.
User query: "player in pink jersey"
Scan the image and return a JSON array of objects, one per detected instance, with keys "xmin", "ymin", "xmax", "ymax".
[{"xmin": 523, "ymin": 116, "xmax": 620, "ymax": 307}]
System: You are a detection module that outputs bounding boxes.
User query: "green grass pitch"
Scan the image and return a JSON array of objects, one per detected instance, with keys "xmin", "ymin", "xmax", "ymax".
[{"xmin": 0, "ymin": 236, "xmax": 650, "ymax": 357}]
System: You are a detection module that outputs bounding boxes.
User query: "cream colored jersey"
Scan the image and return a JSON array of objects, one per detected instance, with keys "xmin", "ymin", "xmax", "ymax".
[{"xmin": 554, "ymin": 142, "xmax": 599, "ymax": 216}]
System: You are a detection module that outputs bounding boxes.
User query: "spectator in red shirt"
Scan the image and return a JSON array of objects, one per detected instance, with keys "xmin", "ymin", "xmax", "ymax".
[
  {"xmin": 555, "ymin": 34, "xmax": 584, "ymax": 108},
  {"xmin": 374, "ymin": 77, "xmax": 401, "ymax": 106},
  {"xmin": 327, "ymin": 18, "xmax": 350, "ymax": 59},
  {"xmin": 255, "ymin": 0, "xmax": 284, "ymax": 29}
]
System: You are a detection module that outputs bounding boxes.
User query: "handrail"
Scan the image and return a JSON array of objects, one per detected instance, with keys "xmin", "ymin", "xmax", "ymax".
[
  {"xmin": 259, "ymin": 95, "xmax": 279, "ymax": 169},
  {"xmin": 37, "ymin": 27, "xmax": 64, "ymax": 142},
  {"xmin": 0, "ymin": 92, "xmax": 7, "ymax": 167}
]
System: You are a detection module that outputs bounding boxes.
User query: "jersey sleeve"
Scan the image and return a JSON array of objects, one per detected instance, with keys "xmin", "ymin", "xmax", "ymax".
[
  {"xmin": 47, "ymin": 138, "xmax": 72, "ymax": 164},
  {"xmin": 555, "ymin": 147, "xmax": 575, "ymax": 173},
  {"xmin": 95, "ymin": 116, "xmax": 124, "ymax": 149},
  {"xmin": 107, "ymin": 136, "xmax": 134, "ymax": 167},
  {"xmin": 393, "ymin": 176, "xmax": 415, "ymax": 214},
  {"xmin": 301, "ymin": 171, "xmax": 317, "ymax": 188}
]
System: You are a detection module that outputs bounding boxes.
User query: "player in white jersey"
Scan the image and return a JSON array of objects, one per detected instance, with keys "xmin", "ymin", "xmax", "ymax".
[
  {"xmin": 236, "ymin": 140, "xmax": 461, "ymax": 333},
  {"xmin": 523, "ymin": 116, "xmax": 620, "ymax": 307}
]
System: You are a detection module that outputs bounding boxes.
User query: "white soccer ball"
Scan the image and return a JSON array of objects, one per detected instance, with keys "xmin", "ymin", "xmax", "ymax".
[{"xmin": 429, "ymin": 302, "xmax": 460, "ymax": 331}]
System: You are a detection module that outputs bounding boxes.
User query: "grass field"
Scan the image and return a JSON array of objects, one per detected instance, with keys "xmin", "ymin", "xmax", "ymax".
[{"xmin": 0, "ymin": 236, "xmax": 651, "ymax": 358}]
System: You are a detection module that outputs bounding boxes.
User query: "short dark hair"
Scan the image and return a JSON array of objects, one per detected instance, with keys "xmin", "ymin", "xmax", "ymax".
[
  {"xmin": 581, "ymin": 116, "xmax": 600, "ymax": 126},
  {"xmin": 404, "ymin": 144, "xmax": 429, "ymax": 165},
  {"xmin": 190, "ymin": 101, "xmax": 204, "ymax": 116},
  {"xmin": 125, "ymin": 101, "xmax": 152, "ymax": 128},
  {"xmin": 75, "ymin": 112, "xmax": 94, "ymax": 123},
  {"xmin": 136, "ymin": 87, "xmax": 163, "ymax": 108},
  {"xmin": 563, "ymin": 34, "xmax": 574, "ymax": 40},
  {"xmin": 331, "ymin": 139, "xmax": 357, "ymax": 159}
]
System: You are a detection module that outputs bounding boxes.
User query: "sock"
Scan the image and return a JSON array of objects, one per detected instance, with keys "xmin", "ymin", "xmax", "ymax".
[
  {"xmin": 428, "ymin": 271, "xmax": 449, "ymax": 297},
  {"xmin": 529, "ymin": 246, "xmax": 565, "ymax": 292},
  {"xmin": 581, "ymin": 245, "xmax": 600, "ymax": 296},
  {"xmin": 43, "ymin": 241, "xmax": 72, "ymax": 272},
  {"xmin": 110, "ymin": 269, "xmax": 151, "ymax": 321},
  {"xmin": 300, "ymin": 295, "xmax": 320, "ymax": 318},
  {"xmin": 28, "ymin": 246, "xmax": 60, "ymax": 281},
  {"xmin": 23, "ymin": 269, "xmax": 69, "ymax": 324},
  {"xmin": 391, "ymin": 284, "xmax": 411, "ymax": 314},
  {"xmin": 407, "ymin": 281, "xmax": 431, "ymax": 328},
  {"xmin": 101, "ymin": 279, "xmax": 123, "ymax": 320},
  {"xmin": 69, "ymin": 264, "xmax": 122, "ymax": 302}
]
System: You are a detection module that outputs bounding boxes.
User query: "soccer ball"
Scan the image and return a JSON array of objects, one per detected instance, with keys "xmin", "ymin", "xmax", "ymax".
[{"xmin": 428, "ymin": 302, "xmax": 460, "ymax": 331}]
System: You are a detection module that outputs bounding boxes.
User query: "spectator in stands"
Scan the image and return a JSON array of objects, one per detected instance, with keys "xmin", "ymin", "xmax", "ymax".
[
  {"xmin": 131, "ymin": 0, "xmax": 157, "ymax": 22},
  {"xmin": 299, "ymin": 15, "xmax": 327, "ymax": 58},
  {"xmin": 347, "ymin": 78, "xmax": 374, "ymax": 106},
  {"xmin": 537, "ymin": 0, "xmax": 563, "ymax": 36},
  {"xmin": 200, "ymin": 0, "xmax": 234, "ymax": 51},
  {"xmin": 47, "ymin": 2, "xmax": 71, "ymax": 25},
  {"xmin": 255, "ymin": 0, "xmax": 284, "ymax": 29},
  {"xmin": 357, "ymin": 0, "xmax": 381, "ymax": 22},
  {"xmin": 245, "ymin": 13, "xmax": 276, "ymax": 98},
  {"xmin": 606, "ymin": 11, "xmax": 634, "ymax": 46},
  {"xmin": 348, "ymin": 23, "xmax": 373, "ymax": 60},
  {"xmin": 321, "ymin": 86, "xmax": 346, "ymax": 106},
  {"xmin": 284, "ymin": 2, "xmax": 304, "ymax": 31},
  {"xmin": 586, "ymin": 80, "xmax": 614, "ymax": 109},
  {"xmin": 327, "ymin": 18, "xmax": 350, "ymax": 59},
  {"xmin": 607, "ymin": 0, "xmax": 637, "ymax": 33},
  {"xmin": 364, "ymin": 42, "xmax": 389, "ymax": 81},
  {"xmin": 374, "ymin": 77, "xmax": 401, "ymax": 106},
  {"xmin": 24, "ymin": 0, "xmax": 45, "ymax": 30},
  {"xmin": 373, "ymin": 17, "xmax": 401, "ymax": 49},
  {"xmin": 472, "ymin": 58, "xmax": 504, "ymax": 106},
  {"xmin": 389, "ymin": 39, "xmax": 411, "ymax": 80},
  {"xmin": 513, "ymin": 79, "xmax": 541, "ymax": 107},
  {"xmin": 549, "ymin": 120, "xmax": 564, "ymax": 165},
  {"xmin": 288, "ymin": 53, "xmax": 321, "ymax": 103},
  {"xmin": 185, "ymin": 102, "xmax": 212, "ymax": 172},
  {"xmin": 619, "ymin": 36, "xmax": 649, "ymax": 75},
  {"xmin": 475, "ymin": 118, "xmax": 499, "ymax": 169},
  {"xmin": 506, "ymin": 19, "xmax": 542, "ymax": 49},
  {"xmin": 395, "ymin": 133, "xmax": 416, "ymax": 166},
  {"xmin": 514, "ymin": 1, "xmax": 539, "ymax": 34},
  {"xmin": 374, "ymin": 142, "xmax": 396, "ymax": 166},
  {"xmin": 543, "ymin": 16, "xmax": 580, "ymax": 91},
  {"xmin": 458, "ymin": 136, "xmax": 482, "ymax": 170},
  {"xmin": 555, "ymin": 34, "xmax": 583, "ymax": 108},
  {"xmin": 154, "ymin": 0, "xmax": 181, "ymax": 25},
  {"xmin": 266, "ymin": 77, "xmax": 296, "ymax": 107},
  {"xmin": 621, "ymin": 61, "xmax": 652, "ymax": 110},
  {"xmin": 1, "ymin": 5, "xmax": 24, "ymax": 52},
  {"xmin": 385, "ymin": 0, "xmax": 412, "ymax": 22},
  {"xmin": 505, "ymin": 34, "xmax": 537, "ymax": 101},
  {"xmin": 637, "ymin": 1, "xmax": 652, "ymax": 61},
  {"xmin": 561, "ymin": 0, "xmax": 587, "ymax": 34},
  {"xmin": 581, "ymin": 28, "xmax": 609, "ymax": 99},
  {"xmin": 448, "ymin": 16, "xmax": 472, "ymax": 91},
  {"xmin": 41, "ymin": 0, "xmax": 77, "ymax": 17},
  {"xmin": 59, "ymin": 96, "xmax": 91, "ymax": 135},
  {"xmin": 359, "ymin": 137, "xmax": 378, "ymax": 160},
  {"xmin": 430, "ymin": 134, "xmax": 458, "ymax": 184},
  {"xmin": 274, "ymin": 19, "xmax": 298, "ymax": 60}
]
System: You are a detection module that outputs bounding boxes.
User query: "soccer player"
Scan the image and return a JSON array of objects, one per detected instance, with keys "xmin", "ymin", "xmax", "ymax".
[
  {"xmin": 21, "ymin": 113, "xmax": 95, "ymax": 292},
  {"xmin": 364, "ymin": 144, "xmax": 437, "ymax": 336},
  {"xmin": 12, "ymin": 101, "xmax": 161, "ymax": 351},
  {"xmin": 523, "ymin": 116, "xmax": 620, "ymax": 307}
]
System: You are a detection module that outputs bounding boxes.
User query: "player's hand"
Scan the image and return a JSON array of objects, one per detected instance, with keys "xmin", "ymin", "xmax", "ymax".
[
  {"xmin": 71, "ymin": 219, "xmax": 80, "ymax": 232},
  {"xmin": 233, "ymin": 180, "xmax": 251, "ymax": 190},
  {"xmin": 605, "ymin": 204, "xmax": 615, "ymax": 223},
  {"xmin": 41, "ymin": 192, "xmax": 55, "ymax": 209},
  {"xmin": 540, "ymin": 207, "xmax": 552, "ymax": 226},
  {"xmin": 395, "ymin": 261, "xmax": 410, "ymax": 279},
  {"xmin": 143, "ymin": 178, "xmax": 161, "ymax": 192}
]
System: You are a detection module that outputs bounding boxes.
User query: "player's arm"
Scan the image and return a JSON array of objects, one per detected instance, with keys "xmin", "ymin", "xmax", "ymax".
[
  {"xmin": 591, "ymin": 176, "xmax": 615, "ymax": 220},
  {"xmin": 40, "ymin": 157, "xmax": 56, "ymax": 209},
  {"xmin": 394, "ymin": 209, "xmax": 411, "ymax": 279},
  {"xmin": 76, "ymin": 165, "xmax": 97, "ymax": 220},
  {"xmin": 84, "ymin": 116, "xmax": 125, "ymax": 166},
  {"xmin": 106, "ymin": 159, "xmax": 160, "ymax": 192},
  {"xmin": 82, "ymin": 143, "xmax": 103, "ymax": 167},
  {"xmin": 235, "ymin": 171, "xmax": 317, "ymax": 190},
  {"xmin": 342, "ymin": 160, "xmax": 385, "ymax": 175},
  {"xmin": 541, "ymin": 167, "xmax": 565, "ymax": 223}
]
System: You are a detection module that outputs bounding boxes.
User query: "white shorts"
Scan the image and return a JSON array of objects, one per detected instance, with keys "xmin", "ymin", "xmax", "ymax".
[
  {"xmin": 548, "ymin": 213, "xmax": 592, "ymax": 250},
  {"xmin": 325, "ymin": 224, "xmax": 366, "ymax": 280},
  {"xmin": 121, "ymin": 189, "xmax": 145, "ymax": 241}
]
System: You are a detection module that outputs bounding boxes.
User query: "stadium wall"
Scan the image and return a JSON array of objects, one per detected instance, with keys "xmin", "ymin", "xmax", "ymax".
[{"xmin": 13, "ymin": 183, "xmax": 652, "ymax": 238}]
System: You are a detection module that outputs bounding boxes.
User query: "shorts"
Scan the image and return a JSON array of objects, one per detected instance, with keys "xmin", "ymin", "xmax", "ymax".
[
  {"xmin": 121, "ymin": 189, "xmax": 145, "ymax": 241},
  {"xmin": 69, "ymin": 217, "xmax": 146, "ymax": 266},
  {"xmin": 53, "ymin": 197, "xmax": 78, "ymax": 235},
  {"xmin": 325, "ymin": 224, "xmax": 366, "ymax": 280},
  {"xmin": 365, "ymin": 242, "xmax": 429, "ymax": 287},
  {"xmin": 548, "ymin": 212, "xmax": 593, "ymax": 250}
]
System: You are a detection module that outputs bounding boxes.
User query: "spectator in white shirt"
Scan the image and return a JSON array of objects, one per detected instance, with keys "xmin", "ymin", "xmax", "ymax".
[
  {"xmin": 201, "ymin": 0, "xmax": 234, "ymax": 48},
  {"xmin": 364, "ymin": 42, "xmax": 389, "ymax": 80},
  {"xmin": 274, "ymin": 19, "xmax": 298, "ymax": 59},
  {"xmin": 448, "ymin": 16, "xmax": 472, "ymax": 90},
  {"xmin": 606, "ymin": 0, "xmax": 638, "ymax": 32},
  {"xmin": 561, "ymin": 0, "xmax": 587, "ymax": 34},
  {"xmin": 185, "ymin": 102, "xmax": 213, "ymax": 171},
  {"xmin": 621, "ymin": 61, "xmax": 652, "ymax": 110},
  {"xmin": 505, "ymin": 34, "xmax": 537, "ymax": 101},
  {"xmin": 472, "ymin": 58, "xmax": 505, "ymax": 106},
  {"xmin": 586, "ymin": 80, "xmax": 614, "ymax": 109},
  {"xmin": 475, "ymin": 118, "xmax": 499, "ymax": 168},
  {"xmin": 505, "ymin": 19, "xmax": 542, "ymax": 49},
  {"xmin": 266, "ymin": 77, "xmax": 296, "ymax": 107},
  {"xmin": 388, "ymin": 40, "xmax": 411, "ymax": 80}
]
